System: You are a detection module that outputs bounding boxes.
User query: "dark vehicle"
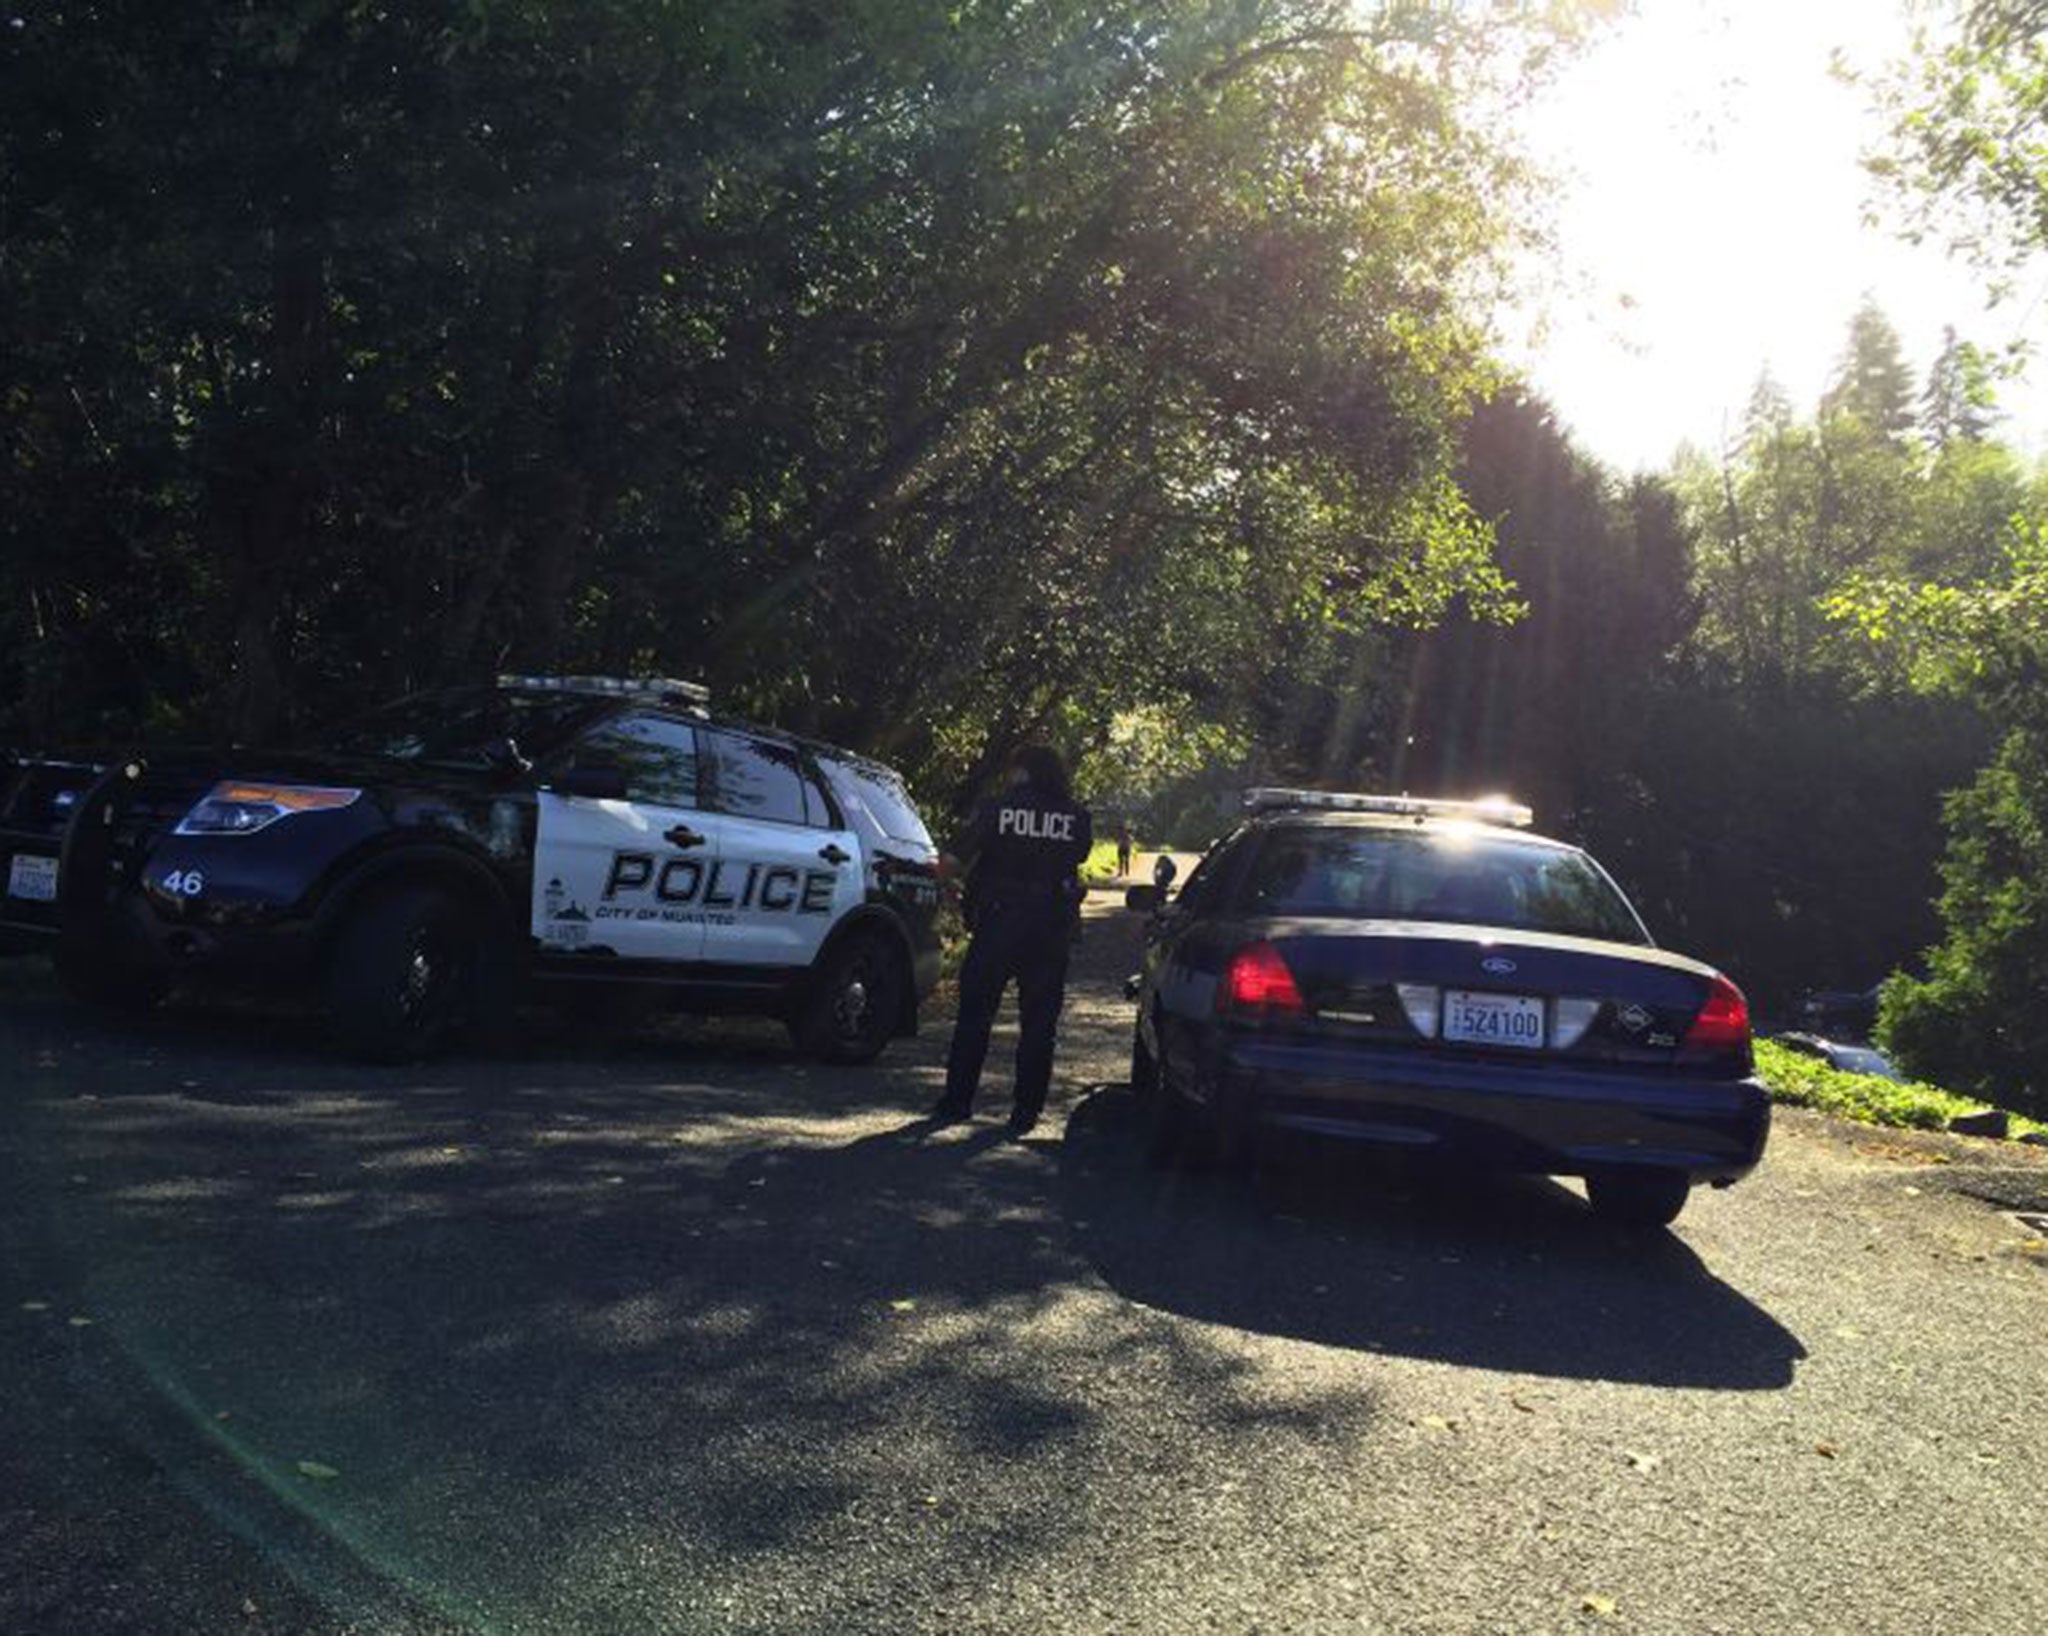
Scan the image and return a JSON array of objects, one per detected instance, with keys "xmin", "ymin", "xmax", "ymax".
[
  {"xmin": 0, "ymin": 678, "xmax": 942, "ymax": 1063},
  {"xmin": 1772, "ymin": 1032, "xmax": 1902, "ymax": 1080},
  {"xmin": 1124, "ymin": 790, "xmax": 1770, "ymax": 1226},
  {"xmin": 1796, "ymin": 984, "xmax": 1884, "ymax": 1042}
]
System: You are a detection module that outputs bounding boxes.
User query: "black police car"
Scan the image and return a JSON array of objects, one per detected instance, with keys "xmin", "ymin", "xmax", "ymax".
[
  {"xmin": 1124, "ymin": 790, "xmax": 1770, "ymax": 1226},
  {"xmin": 0, "ymin": 677, "xmax": 942, "ymax": 1062}
]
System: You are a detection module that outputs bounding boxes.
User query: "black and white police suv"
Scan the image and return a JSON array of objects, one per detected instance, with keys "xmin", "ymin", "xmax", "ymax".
[
  {"xmin": 1124, "ymin": 790, "xmax": 1770, "ymax": 1226},
  {"xmin": 0, "ymin": 678, "xmax": 943, "ymax": 1062}
]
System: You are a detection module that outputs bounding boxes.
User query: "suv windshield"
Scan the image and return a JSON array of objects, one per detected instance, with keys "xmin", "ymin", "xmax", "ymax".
[
  {"xmin": 1238, "ymin": 826, "xmax": 1648, "ymax": 945},
  {"xmin": 326, "ymin": 688, "xmax": 604, "ymax": 768}
]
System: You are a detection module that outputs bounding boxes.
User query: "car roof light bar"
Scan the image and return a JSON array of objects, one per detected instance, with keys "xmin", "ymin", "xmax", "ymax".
[
  {"xmin": 497, "ymin": 673, "xmax": 712, "ymax": 708},
  {"xmin": 1242, "ymin": 788, "xmax": 1534, "ymax": 828}
]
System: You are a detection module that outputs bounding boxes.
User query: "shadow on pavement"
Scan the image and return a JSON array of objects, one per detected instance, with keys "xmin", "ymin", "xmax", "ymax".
[
  {"xmin": 0, "ymin": 1060, "xmax": 1378, "ymax": 1632},
  {"xmin": 1055, "ymin": 1086, "xmax": 1806, "ymax": 1390}
]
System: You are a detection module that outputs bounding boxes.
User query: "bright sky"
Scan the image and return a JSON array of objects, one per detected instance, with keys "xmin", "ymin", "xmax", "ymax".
[{"xmin": 1506, "ymin": 0, "xmax": 2048, "ymax": 472}]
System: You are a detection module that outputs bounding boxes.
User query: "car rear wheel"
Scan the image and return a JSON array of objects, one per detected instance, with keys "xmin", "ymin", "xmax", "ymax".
[
  {"xmin": 326, "ymin": 884, "xmax": 485, "ymax": 1063},
  {"xmin": 1131, "ymin": 1028, "xmax": 1184, "ymax": 1165},
  {"xmin": 794, "ymin": 930, "xmax": 902, "ymax": 1065},
  {"xmin": 1585, "ymin": 1167, "xmax": 1691, "ymax": 1228},
  {"xmin": 1134, "ymin": 1025, "xmax": 1242, "ymax": 1170}
]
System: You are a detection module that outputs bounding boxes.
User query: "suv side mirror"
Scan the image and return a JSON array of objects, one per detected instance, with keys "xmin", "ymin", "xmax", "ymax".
[
  {"xmin": 1152, "ymin": 856, "xmax": 1178, "ymax": 888},
  {"xmin": 1124, "ymin": 884, "xmax": 1164, "ymax": 913},
  {"xmin": 556, "ymin": 761, "xmax": 629, "ymax": 801}
]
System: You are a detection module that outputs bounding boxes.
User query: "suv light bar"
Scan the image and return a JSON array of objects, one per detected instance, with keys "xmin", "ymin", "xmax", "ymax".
[
  {"xmin": 497, "ymin": 674, "xmax": 711, "ymax": 708},
  {"xmin": 1243, "ymin": 788, "xmax": 1534, "ymax": 828}
]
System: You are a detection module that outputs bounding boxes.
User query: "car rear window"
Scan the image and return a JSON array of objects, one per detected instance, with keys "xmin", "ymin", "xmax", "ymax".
[{"xmin": 1237, "ymin": 826, "xmax": 1648, "ymax": 944}]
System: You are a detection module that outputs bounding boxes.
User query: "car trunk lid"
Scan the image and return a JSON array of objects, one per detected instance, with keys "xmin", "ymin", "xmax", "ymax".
[{"xmin": 1225, "ymin": 917, "xmax": 1739, "ymax": 1070}]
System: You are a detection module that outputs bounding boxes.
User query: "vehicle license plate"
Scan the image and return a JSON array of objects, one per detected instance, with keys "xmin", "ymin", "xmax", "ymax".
[
  {"xmin": 7, "ymin": 853, "xmax": 58, "ymax": 902},
  {"xmin": 1442, "ymin": 990, "xmax": 1545, "ymax": 1049}
]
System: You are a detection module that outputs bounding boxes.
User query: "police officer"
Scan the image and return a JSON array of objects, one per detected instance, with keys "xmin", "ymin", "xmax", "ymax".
[{"xmin": 932, "ymin": 744, "xmax": 1093, "ymax": 1135}]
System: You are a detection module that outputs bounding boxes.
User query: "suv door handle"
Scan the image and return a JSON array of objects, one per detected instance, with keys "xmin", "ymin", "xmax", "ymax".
[
  {"xmin": 818, "ymin": 843, "xmax": 851, "ymax": 865},
  {"xmin": 664, "ymin": 824, "xmax": 707, "ymax": 849}
]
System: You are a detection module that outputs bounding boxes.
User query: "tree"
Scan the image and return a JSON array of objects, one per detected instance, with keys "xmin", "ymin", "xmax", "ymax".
[
  {"xmin": 1921, "ymin": 325, "xmax": 2000, "ymax": 447},
  {"xmin": 1370, "ymin": 390, "xmax": 1693, "ymax": 823},
  {"xmin": 0, "ymin": 0, "xmax": 1602, "ymax": 808},
  {"xmin": 1864, "ymin": 1, "xmax": 2048, "ymax": 270},
  {"xmin": 1820, "ymin": 300, "xmax": 1917, "ymax": 440},
  {"xmin": 1881, "ymin": 729, "xmax": 2048, "ymax": 1114},
  {"xmin": 1831, "ymin": 517, "xmax": 2048, "ymax": 1111}
]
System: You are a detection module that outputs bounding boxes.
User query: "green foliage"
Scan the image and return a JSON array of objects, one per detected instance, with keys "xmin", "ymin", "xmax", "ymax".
[
  {"xmin": 1669, "ymin": 303, "xmax": 2008, "ymax": 698},
  {"xmin": 1078, "ymin": 839, "xmax": 1124, "ymax": 884},
  {"xmin": 0, "ymin": 0, "xmax": 1594, "ymax": 816},
  {"xmin": 1072, "ymin": 707, "xmax": 1247, "ymax": 821},
  {"xmin": 1875, "ymin": 728, "xmax": 2048, "ymax": 1116},
  {"xmin": 1921, "ymin": 324, "xmax": 2002, "ymax": 447},
  {"xmin": 1830, "ymin": 484, "xmax": 2048, "ymax": 1114},
  {"xmin": 1238, "ymin": 389, "xmax": 1689, "ymax": 820},
  {"xmin": 1820, "ymin": 300, "xmax": 1917, "ymax": 440},
  {"xmin": 1753, "ymin": 1038, "xmax": 2042, "ymax": 1136},
  {"xmin": 1827, "ymin": 515, "xmax": 2048, "ymax": 713},
  {"xmin": 1864, "ymin": 1, "xmax": 2048, "ymax": 271},
  {"xmin": 1577, "ymin": 683, "xmax": 1984, "ymax": 1012}
]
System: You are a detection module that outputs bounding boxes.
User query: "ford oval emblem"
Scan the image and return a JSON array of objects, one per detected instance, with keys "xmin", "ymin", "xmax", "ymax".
[{"xmin": 1481, "ymin": 956, "xmax": 1517, "ymax": 976}]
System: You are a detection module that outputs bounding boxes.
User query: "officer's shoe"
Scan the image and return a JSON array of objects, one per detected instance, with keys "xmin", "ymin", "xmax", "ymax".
[
  {"xmin": 1005, "ymin": 1108, "xmax": 1040, "ymax": 1139},
  {"xmin": 929, "ymin": 1097, "xmax": 973, "ymax": 1125}
]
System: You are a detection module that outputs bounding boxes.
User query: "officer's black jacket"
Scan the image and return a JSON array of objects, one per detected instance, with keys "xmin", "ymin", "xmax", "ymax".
[{"xmin": 955, "ymin": 780, "xmax": 1093, "ymax": 909}]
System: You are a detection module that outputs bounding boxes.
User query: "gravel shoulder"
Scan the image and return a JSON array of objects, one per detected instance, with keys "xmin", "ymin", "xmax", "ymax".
[{"xmin": 3, "ymin": 888, "xmax": 2045, "ymax": 1634}]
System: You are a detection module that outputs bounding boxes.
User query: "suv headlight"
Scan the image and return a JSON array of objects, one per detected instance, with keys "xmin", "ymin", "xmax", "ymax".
[{"xmin": 174, "ymin": 783, "xmax": 362, "ymax": 836}]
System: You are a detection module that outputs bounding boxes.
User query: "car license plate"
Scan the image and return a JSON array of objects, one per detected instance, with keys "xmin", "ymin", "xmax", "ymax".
[
  {"xmin": 7, "ymin": 853, "xmax": 58, "ymax": 903},
  {"xmin": 1443, "ymin": 990, "xmax": 1545, "ymax": 1049}
]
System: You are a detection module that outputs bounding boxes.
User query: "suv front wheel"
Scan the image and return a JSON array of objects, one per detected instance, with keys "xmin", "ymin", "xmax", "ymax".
[{"xmin": 326, "ymin": 884, "xmax": 486, "ymax": 1063}]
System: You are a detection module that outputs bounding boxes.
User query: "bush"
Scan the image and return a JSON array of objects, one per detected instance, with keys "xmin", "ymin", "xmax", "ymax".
[
  {"xmin": 1875, "ymin": 728, "xmax": 2048, "ymax": 1119},
  {"xmin": 1753, "ymin": 1039, "xmax": 2042, "ymax": 1137}
]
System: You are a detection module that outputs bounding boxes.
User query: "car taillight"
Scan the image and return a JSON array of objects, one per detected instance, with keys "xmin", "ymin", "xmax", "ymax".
[
  {"xmin": 1681, "ymin": 975, "xmax": 1751, "ymax": 1055},
  {"xmin": 1220, "ymin": 941, "xmax": 1305, "ymax": 1020}
]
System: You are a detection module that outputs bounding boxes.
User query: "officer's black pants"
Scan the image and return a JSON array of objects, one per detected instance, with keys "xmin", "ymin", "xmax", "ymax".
[{"xmin": 942, "ymin": 899, "xmax": 1073, "ymax": 1118}]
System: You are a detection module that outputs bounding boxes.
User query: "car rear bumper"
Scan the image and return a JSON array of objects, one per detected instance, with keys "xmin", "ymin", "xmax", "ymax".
[{"xmin": 1208, "ymin": 1035, "xmax": 1771, "ymax": 1183}]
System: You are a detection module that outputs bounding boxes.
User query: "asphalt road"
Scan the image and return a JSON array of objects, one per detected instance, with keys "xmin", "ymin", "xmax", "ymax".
[{"xmin": 4, "ymin": 878, "xmax": 2047, "ymax": 1635}]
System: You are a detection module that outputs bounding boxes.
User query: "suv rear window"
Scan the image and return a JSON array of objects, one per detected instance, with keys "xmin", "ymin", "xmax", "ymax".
[
  {"xmin": 1237, "ymin": 826, "xmax": 1647, "ymax": 945},
  {"xmin": 825, "ymin": 760, "xmax": 933, "ymax": 849},
  {"xmin": 706, "ymin": 732, "xmax": 829, "ymax": 827}
]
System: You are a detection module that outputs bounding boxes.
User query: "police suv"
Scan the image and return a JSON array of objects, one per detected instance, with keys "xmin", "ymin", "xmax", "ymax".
[{"xmin": 0, "ymin": 678, "xmax": 942, "ymax": 1062}]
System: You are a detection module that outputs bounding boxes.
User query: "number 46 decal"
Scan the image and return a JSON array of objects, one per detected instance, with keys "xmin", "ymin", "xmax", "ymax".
[{"xmin": 160, "ymin": 869, "xmax": 206, "ymax": 898}]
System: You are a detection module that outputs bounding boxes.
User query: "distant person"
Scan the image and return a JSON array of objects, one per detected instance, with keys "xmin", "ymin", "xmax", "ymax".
[
  {"xmin": 933, "ymin": 745, "xmax": 1094, "ymax": 1136},
  {"xmin": 1116, "ymin": 820, "xmax": 1133, "ymax": 878}
]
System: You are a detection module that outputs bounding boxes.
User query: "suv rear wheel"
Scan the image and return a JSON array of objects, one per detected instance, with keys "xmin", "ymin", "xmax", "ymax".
[
  {"xmin": 326, "ymin": 884, "xmax": 486, "ymax": 1063},
  {"xmin": 793, "ymin": 929, "xmax": 902, "ymax": 1064},
  {"xmin": 1585, "ymin": 1167, "xmax": 1691, "ymax": 1228}
]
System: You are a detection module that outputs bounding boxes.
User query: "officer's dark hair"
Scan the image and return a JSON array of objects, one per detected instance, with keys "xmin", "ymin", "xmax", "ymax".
[{"xmin": 1011, "ymin": 743, "xmax": 1070, "ymax": 800}]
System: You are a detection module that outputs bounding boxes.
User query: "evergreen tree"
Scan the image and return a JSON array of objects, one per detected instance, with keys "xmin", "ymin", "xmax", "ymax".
[
  {"xmin": 1742, "ymin": 368, "xmax": 1793, "ymax": 445},
  {"xmin": 1920, "ymin": 325, "xmax": 1999, "ymax": 447},
  {"xmin": 1820, "ymin": 300, "xmax": 1917, "ymax": 439}
]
